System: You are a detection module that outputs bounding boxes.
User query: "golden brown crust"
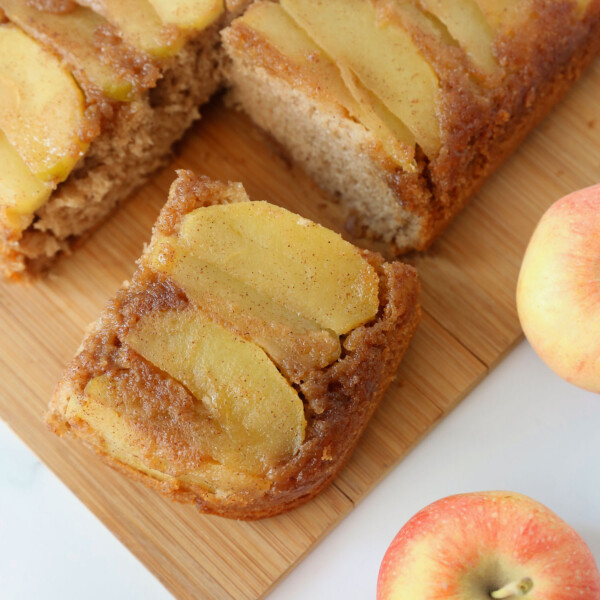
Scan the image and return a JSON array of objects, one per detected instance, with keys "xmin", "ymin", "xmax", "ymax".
[
  {"xmin": 47, "ymin": 171, "xmax": 420, "ymax": 519},
  {"xmin": 218, "ymin": 259, "xmax": 420, "ymax": 519},
  {"xmin": 419, "ymin": 0, "xmax": 600, "ymax": 249}
]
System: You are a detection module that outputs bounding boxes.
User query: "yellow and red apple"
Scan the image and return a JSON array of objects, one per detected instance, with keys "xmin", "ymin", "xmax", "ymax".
[
  {"xmin": 377, "ymin": 491, "xmax": 600, "ymax": 599},
  {"xmin": 516, "ymin": 184, "xmax": 600, "ymax": 392}
]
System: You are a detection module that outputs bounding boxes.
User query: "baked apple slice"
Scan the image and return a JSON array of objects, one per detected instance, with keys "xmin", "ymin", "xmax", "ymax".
[
  {"xmin": 235, "ymin": 1, "xmax": 416, "ymax": 171},
  {"xmin": 75, "ymin": 0, "xmax": 188, "ymax": 58},
  {"xmin": 0, "ymin": 0, "xmax": 142, "ymax": 100},
  {"xmin": 0, "ymin": 24, "xmax": 89, "ymax": 185},
  {"xmin": 280, "ymin": 0, "xmax": 441, "ymax": 155},
  {"xmin": 148, "ymin": 0, "xmax": 223, "ymax": 30},
  {"xmin": 418, "ymin": 0, "xmax": 498, "ymax": 75},
  {"xmin": 0, "ymin": 130, "xmax": 52, "ymax": 227}
]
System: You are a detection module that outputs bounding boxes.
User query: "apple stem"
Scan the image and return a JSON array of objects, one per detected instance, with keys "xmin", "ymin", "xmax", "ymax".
[{"xmin": 490, "ymin": 578, "xmax": 534, "ymax": 598}]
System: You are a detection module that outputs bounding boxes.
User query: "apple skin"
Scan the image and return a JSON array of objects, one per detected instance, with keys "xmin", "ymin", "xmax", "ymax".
[
  {"xmin": 516, "ymin": 184, "xmax": 600, "ymax": 392},
  {"xmin": 377, "ymin": 491, "xmax": 600, "ymax": 600}
]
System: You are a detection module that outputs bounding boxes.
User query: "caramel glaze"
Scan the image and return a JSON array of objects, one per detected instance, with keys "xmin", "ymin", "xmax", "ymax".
[{"xmin": 49, "ymin": 172, "xmax": 421, "ymax": 519}]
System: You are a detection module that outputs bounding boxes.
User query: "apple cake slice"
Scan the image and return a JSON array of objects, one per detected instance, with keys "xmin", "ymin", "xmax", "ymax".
[
  {"xmin": 47, "ymin": 170, "xmax": 420, "ymax": 519},
  {"xmin": 0, "ymin": 0, "xmax": 249, "ymax": 279},
  {"xmin": 222, "ymin": 0, "xmax": 600, "ymax": 253}
]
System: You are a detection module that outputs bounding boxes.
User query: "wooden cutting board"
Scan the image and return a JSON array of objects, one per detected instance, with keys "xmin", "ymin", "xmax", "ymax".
[{"xmin": 1, "ymin": 58, "xmax": 599, "ymax": 599}]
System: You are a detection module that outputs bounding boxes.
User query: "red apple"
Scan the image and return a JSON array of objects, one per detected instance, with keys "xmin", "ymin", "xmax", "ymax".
[
  {"xmin": 516, "ymin": 184, "xmax": 600, "ymax": 392},
  {"xmin": 377, "ymin": 491, "xmax": 600, "ymax": 599}
]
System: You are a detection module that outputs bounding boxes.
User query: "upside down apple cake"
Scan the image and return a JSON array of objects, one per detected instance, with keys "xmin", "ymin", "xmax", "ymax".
[
  {"xmin": 47, "ymin": 171, "xmax": 421, "ymax": 519},
  {"xmin": 2, "ymin": 1, "xmax": 600, "ymax": 276},
  {"xmin": 223, "ymin": 0, "xmax": 600, "ymax": 252}
]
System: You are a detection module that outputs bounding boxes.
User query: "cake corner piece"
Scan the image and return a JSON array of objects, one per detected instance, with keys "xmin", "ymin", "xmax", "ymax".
[{"xmin": 48, "ymin": 170, "xmax": 420, "ymax": 519}]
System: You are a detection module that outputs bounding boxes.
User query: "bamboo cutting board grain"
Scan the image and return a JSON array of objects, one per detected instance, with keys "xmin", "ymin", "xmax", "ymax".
[{"xmin": 1, "ymin": 57, "xmax": 599, "ymax": 599}]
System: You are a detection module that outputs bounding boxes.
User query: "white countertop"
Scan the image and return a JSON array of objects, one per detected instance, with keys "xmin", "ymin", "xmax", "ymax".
[{"xmin": 1, "ymin": 339, "xmax": 599, "ymax": 599}]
